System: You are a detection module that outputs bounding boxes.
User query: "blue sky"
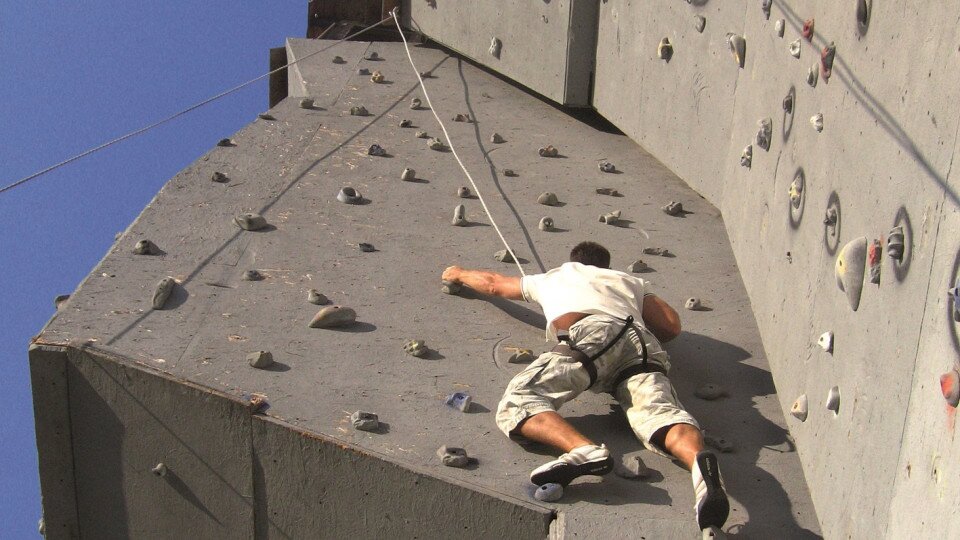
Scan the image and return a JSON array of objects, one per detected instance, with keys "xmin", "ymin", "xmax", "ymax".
[{"xmin": 0, "ymin": 2, "xmax": 304, "ymax": 535}]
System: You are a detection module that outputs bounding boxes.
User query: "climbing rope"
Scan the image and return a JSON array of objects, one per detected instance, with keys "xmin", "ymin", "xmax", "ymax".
[
  {"xmin": 390, "ymin": 9, "xmax": 527, "ymax": 277},
  {"xmin": 0, "ymin": 16, "xmax": 392, "ymax": 197}
]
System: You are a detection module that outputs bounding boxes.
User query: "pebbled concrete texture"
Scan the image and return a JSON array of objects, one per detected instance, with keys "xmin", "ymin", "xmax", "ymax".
[{"xmin": 32, "ymin": 41, "xmax": 819, "ymax": 537}]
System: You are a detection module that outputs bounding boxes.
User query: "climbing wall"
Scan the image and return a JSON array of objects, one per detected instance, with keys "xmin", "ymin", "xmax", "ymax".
[{"xmin": 593, "ymin": 1, "xmax": 960, "ymax": 537}]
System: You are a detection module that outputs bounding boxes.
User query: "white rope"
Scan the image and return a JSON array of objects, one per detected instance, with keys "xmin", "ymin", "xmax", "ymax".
[
  {"xmin": 0, "ymin": 18, "xmax": 390, "ymax": 196},
  {"xmin": 390, "ymin": 9, "xmax": 527, "ymax": 277}
]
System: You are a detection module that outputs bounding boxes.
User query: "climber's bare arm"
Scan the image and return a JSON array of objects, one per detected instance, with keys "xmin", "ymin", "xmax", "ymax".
[
  {"xmin": 642, "ymin": 294, "xmax": 682, "ymax": 342},
  {"xmin": 442, "ymin": 266, "xmax": 523, "ymax": 300}
]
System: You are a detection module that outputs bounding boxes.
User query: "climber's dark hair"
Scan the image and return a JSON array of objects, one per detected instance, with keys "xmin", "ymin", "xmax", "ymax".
[{"xmin": 570, "ymin": 241, "xmax": 611, "ymax": 269}]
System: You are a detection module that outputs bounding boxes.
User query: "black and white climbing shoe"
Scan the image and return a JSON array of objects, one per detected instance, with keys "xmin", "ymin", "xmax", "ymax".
[
  {"xmin": 530, "ymin": 444, "xmax": 613, "ymax": 486},
  {"xmin": 692, "ymin": 451, "xmax": 729, "ymax": 530}
]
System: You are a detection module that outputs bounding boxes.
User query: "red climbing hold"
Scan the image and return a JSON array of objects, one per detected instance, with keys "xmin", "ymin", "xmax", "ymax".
[
  {"xmin": 803, "ymin": 19, "xmax": 815, "ymax": 41},
  {"xmin": 868, "ymin": 238, "xmax": 882, "ymax": 285},
  {"xmin": 821, "ymin": 42, "xmax": 836, "ymax": 82},
  {"xmin": 941, "ymin": 370, "xmax": 960, "ymax": 408}
]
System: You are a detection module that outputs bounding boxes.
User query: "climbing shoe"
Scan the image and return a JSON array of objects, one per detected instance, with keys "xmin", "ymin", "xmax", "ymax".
[
  {"xmin": 692, "ymin": 451, "xmax": 729, "ymax": 530},
  {"xmin": 530, "ymin": 444, "xmax": 613, "ymax": 486}
]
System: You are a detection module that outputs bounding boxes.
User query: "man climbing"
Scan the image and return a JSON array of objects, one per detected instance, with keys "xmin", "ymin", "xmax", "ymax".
[{"xmin": 441, "ymin": 241, "xmax": 729, "ymax": 532}]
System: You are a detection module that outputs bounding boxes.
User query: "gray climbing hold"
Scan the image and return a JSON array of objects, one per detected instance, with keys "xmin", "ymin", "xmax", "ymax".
[
  {"xmin": 351, "ymin": 411, "xmax": 379, "ymax": 432},
  {"xmin": 401, "ymin": 168, "xmax": 416, "ymax": 181},
  {"xmin": 789, "ymin": 176, "xmax": 804, "ymax": 209},
  {"xmin": 503, "ymin": 169, "xmax": 517, "ymax": 177},
  {"xmin": 740, "ymin": 145, "xmax": 752, "ymax": 168},
  {"xmin": 403, "ymin": 339, "xmax": 428, "ymax": 358},
  {"xmin": 54, "ymin": 294, "xmax": 70, "ymax": 309},
  {"xmin": 337, "ymin": 187, "xmax": 363, "ymax": 204},
  {"xmin": 599, "ymin": 210, "xmax": 622, "ymax": 225},
  {"xmin": 445, "ymin": 392, "xmax": 472, "ymax": 412},
  {"xmin": 685, "ymin": 298, "xmax": 703, "ymax": 311},
  {"xmin": 821, "ymin": 41, "xmax": 836, "ymax": 82},
  {"xmin": 491, "ymin": 132, "xmax": 505, "ymax": 144},
  {"xmin": 489, "ymin": 37, "xmax": 502, "ymax": 59},
  {"xmin": 704, "ymin": 434, "xmax": 734, "ymax": 453},
  {"xmin": 419, "ymin": 71, "xmax": 432, "ymax": 78},
  {"xmin": 756, "ymin": 118, "xmax": 772, "ymax": 151},
  {"xmin": 642, "ymin": 247, "xmax": 670, "ymax": 257},
  {"xmin": 258, "ymin": 113, "xmax": 276, "ymax": 121},
  {"xmin": 308, "ymin": 305, "xmax": 357, "ymax": 328},
  {"xmin": 441, "ymin": 280, "xmax": 462, "ymax": 295},
  {"xmin": 457, "ymin": 186, "xmax": 471, "ymax": 198},
  {"xmin": 416, "ymin": 130, "xmax": 429, "ymax": 139},
  {"xmin": 358, "ymin": 243, "xmax": 376, "ymax": 252},
  {"xmin": 807, "ymin": 65, "xmax": 819, "ymax": 87},
  {"xmin": 538, "ymin": 217, "xmax": 554, "ymax": 231},
  {"xmin": 357, "ymin": 67, "xmax": 370, "ymax": 75},
  {"xmin": 428, "ymin": 138, "xmax": 444, "ymax": 151},
  {"xmin": 38, "ymin": 518, "xmax": 44, "ymax": 536},
  {"xmin": 614, "ymin": 453, "xmax": 650, "ymax": 479},
  {"xmin": 370, "ymin": 71, "xmax": 384, "ymax": 83},
  {"xmin": 835, "ymin": 237, "xmax": 867, "ymax": 311},
  {"xmin": 662, "ymin": 201, "xmax": 683, "ymax": 216},
  {"xmin": 506, "ymin": 347, "xmax": 536, "ymax": 363},
  {"xmin": 494, "ymin": 249, "xmax": 516, "ymax": 263},
  {"xmin": 299, "ymin": 98, "xmax": 314, "ymax": 109},
  {"xmin": 453, "ymin": 113, "xmax": 470, "ymax": 122},
  {"xmin": 810, "ymin": 113, "xmax": 823, "ymax": 132},
  {"xmin": 152, "ymin": 463, "xmax": 168, "ymax": 477},
  {"xmin": 887, "ymin": 226, "xmax": 905, "ymax": 261},
  {"xmin": 941, "ymin": 369, "xmax": 960, "ymax": 407},
  {"xmin": 627, "ymin": 260, "xmax": 648, "ymax": 273},
  {"xmin": 367, "ymin": 51, "xmax": 380, "ymax": 61},
  {"xmin": 133, "ymin": 239, "xmax": 159, "ymax": 255},
  {"xmin": 398, "ymin": 119, "xmax": 412, "ymax": 128},
  {"xmin": 950, "ymin": 279, "xmax": 960, "ymax": 322},
  {"xmin": 826, "ymin": 386, "xmax": 840, "ymax": 414},
  {"xmin": 211, "ymin": 171, "xmax": 229, "ymax": 183},
  {"xmin": 452, "ymin": 204, "xmax": 467, "ymax": 226},
  {"xmin": 534, "ymin": 483, "xmax": 563, "ymax": 502},
  {"xmin": 410, "ymin": 98, "xmax": 422, "ymax": 110},
  {"xmin": 537, "ymin": 192, "xmax": 559, "ymax": 206},
  {"xmin": 538, "ymin": 145, "xmax": 559, "ymax": 158},
  {"xmin": 596, "ymin": 187, "xmax": 620, "ymax": 196},
  {"xmin": 857, "ymin": 0, "xmax": 870, "ymax": 35},
  {"xmin": 235, "ymin": 213, "xmax": 267, "ymax": 231},
  {"xmin": 242, "ymin": 269, "xmax": 263, "ymax": 281},
  {"xmin": 657, "ymin": 38, "xmax": 673, "ymax": 61},
  {"xmin": 349, "ymin": 105, "xmax": 369, "ymax": 116},
  {"xmin": 791, "ymin": 394, "xmax": 809, "ymax": 422},
  {"xmin": 437, "ymin": 445, "xmax": 470, "ymax": 467},
  {"xmin": 368, "ymin": 144, "xmax": 387, "ymax": 157},
  {"xmin": 152, "ymin": 277, "xmax": 176, "ymax": 310},
  {"xmin": 307, "ymin": 289, "xmax": 329, "ymax": 305},
  {"xmin": 217, "ymin": 138, "xmax": 235, "ymax": 147},
  {"xmin": 775, "ymin": 19, "xmax": 785, "ymax": 37},
  {"xmin": 694, "ymin": 15, "xmax": 706, "ymax": 33},
  {"xmin": 332, "ymin": 55, "xmax": 345, "ymax": 64},
  {"xmin": 824, "ymin": 207, "xmax": 839, "ymax": 227},
  {"xmin": 789, "ymin": 39, "xmax": 802, "ymax": 59},
  {"xmin": 247, "ymin": 351, "xmax": 274, "ymax": 369},
  {"xmin": 694, "ymin": 383, "xmax": 726, "ymax": 400},
  {"xmin": 818, "ymin": 331, "xmax": 834, "ymax": 353},
  {"xmin": 761, "ymin": 0, "xmax": 772, "ymax": 19},
  {"xmin": 728, "ymin": 34, "xmax": 746, "ymax": 68},
  {"xmin": 782, "ymin": 93, "xmax": 794, "ymax": 113},
  {"xmin": 703, "ymin": 526, "xmax": 726, "ymax": 540},
  {"xmin": 599, "ymin": 161, "xmax": 616, "ymax": 173}
]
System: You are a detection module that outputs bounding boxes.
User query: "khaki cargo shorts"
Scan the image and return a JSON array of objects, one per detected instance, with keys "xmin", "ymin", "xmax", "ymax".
[{"xmin": 495, "ymin": 314, "xmax": 699, "ymax": 457}]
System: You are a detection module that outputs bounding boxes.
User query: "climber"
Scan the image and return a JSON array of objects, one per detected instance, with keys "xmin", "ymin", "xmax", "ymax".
[{"xmin": 441, "ymin": 241, "xmax": 729, "ymax": 531}]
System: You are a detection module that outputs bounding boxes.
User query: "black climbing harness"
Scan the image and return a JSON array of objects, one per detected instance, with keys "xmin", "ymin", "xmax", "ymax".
[{"xmin": 553, "ymin": 315, "xmax": 660, "ymax": 389}]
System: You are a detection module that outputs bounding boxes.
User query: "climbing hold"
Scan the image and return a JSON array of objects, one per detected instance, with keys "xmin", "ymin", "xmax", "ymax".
[
  {"xmin": 503, "ymin": 169, "xmax": 518, "ymax": 177},
  {"xmin": 242, "ymin": 269, "xmax": 263, "ymax": 281},
  {"xmin": 453, "ymin": 113, "xmax": 470, "ymax": 122},
  {"xmin": 506, "ymin": 347, "xmax": 536, "ymax": 363},
  {"xmin": 627, "ymin": 260, "xmax": 648, "ymax": 273},
  {"xmin": 598, "ymin": 161, "xmax": 616, "ymax": 173},
  {"xmin": 810, "ymin": 113, "xmax": 823, "ymax": 132},
  {"xmin": 791, "ymin": 394, "xmax": 809, "ymax": 422},
  {"xmin": 761, "ymin": 0, "xmax": 772, "ymax": 19},
  {"xmin": 133, "ymin": 240, "xmax": 159, "ymax": 255},
  {"xmin": 534, "ymin": 483, "xmax": 563, "ymax": 502},
  {"xmin": 614, "ymin": 453, "xmax": 650, "ymax": 480},
  {"xmin": 886, "ymin": 226, "xmax": 905, "ymax": 261},
  {"xmin": 491, "ymin": 132, "xmax": 505, "ymax": 144},
  {"xmin": 457, "ymin": 186, "xmax": 471, "ymax": 198},
  {"xmin": 494, "ymin": 249, "xmax": 516, "ymax": 263},
  {"xmin": 217, "ymin": 138, "xmax": 235, "ymax": 147},
  {"xmin": 818, "ymin": 331, "xmax": 834, "ymax": 353},
  {"xmin": 211, "ymin": 171, "xmax": 229, "ymax": 183},
  {"xmin": 782, "ymin": 93, "xmax": 794, "ymax": 114},
  {"xmin": 337, "ymin": 187, "xmax": 362, "ymax": 205},
  {"xmin": 308, "ymin": 306, "xmax": 357, "ymax": 328},
  {"xmin": 152, "ymin": 277, "xmax": 176, "ymax": 310},
  {"xmin": 775, "ymin": 19, "xmax": 785, "ymax": 37},
  {"xmin": 398, "ymin": 119, "xmax": 412, "ymax": 128},
  {"xmin": 789, "ymin": 176, "xmax": 804, "ymax": 209},
  {"xmin": 704, "ymin": 434, "xmax": 734, "ymax": 453},
  {"xmin": 349, "ymin": 105, "xmax": 369, "ymax": 116},
  {"xmin": 599, "ymin": 210, "xmax": 622, "ymax": 225},
  {"xmin": 807, "ymin": 65, "xmax": 819, "ymax": 87},
  {"xmin": 856, "ymin": 0, "xmax": 870, "ymax": 35},
  {"xmin": 307, "ymin": 289, "xmax": 329, "ymax": 305},
  {"xmin": 789, "ymin": 39, "xmax": 802, "ymax": 59},
  {"xmin": 642, "ymin": 247, "xmax": 670, "ymax": 257},
  {"xmin": 685, "ymin": 298, "xmax": 703, "ymax": 311},
  {"xmin": 351, "ymin": 411, "xmax": 379, "ymax": 432},
  {"xmin": 835, "ymin": 237, "xmax": 867, "ymax": 311},
  {"xmin": 940, "ymin": 369, "xmax": 960, "ymax": 407},
  {"xmin": 401, "ymin": 168, "xmax": 416, "ymax": 181},
  {"xmin": 538, "ymin": 145, "xmax": 559, "ymax": 158},
  {"xmin": 538, "ymin": 217, "xmax": 554, "ymax": 231},
  {"xmin": 368, "ymin": 144, "xmax": 387, "ymax": 157},
  {"xmin": 727, "ymin": 34, "xmax": 746, "ymax": 68},
  {"xmin": 258, "ymin": 113, "xmax": 276, "ymax": 121},
  {"xmin": 54, "ymin": 294, "xmax": 70, "ymax": 309},
  {"xmin": 419, "ymin": 70, "xmax": 432, "ymax": 78},
  {"xmin": 740, "ymin": 145, "xmax": 752, "ymax": 168},
  {"xmin": 825, "ymin": 386, "xmax": 840, "ymax": 414},
  {"xmin": 802, "ymin": 19, "xmax": 815, "ymax": 41},
  {"xmin": 428, "ymin": 138, "xmax": 444, "ymax": 151},
  {"xmin": 662, "ymin": 201, "xmax": 684, "ymax": 216},
  {"xmin": 367, "ymin": 51, "xmax": 380, "ymax": 61},
  {"xmin": 152, "ymin": 463, "xmax": 168, "ymax": 477},
  {"xmin": 868, "ymin": 239, "xmax": 882, "ymax": 284},
  {"xmin": 358, "ymin": 243, "xmax": 376, "ymax": 252},
  {"xmin": 403, "ymin": 339, "xmax": 428, "ymax": 358},
  {"xmin": 694, "ymin": 15, "xmax": 706, "ymax": 33},
  {"xmin": 489, "ymin": 37, "xmax": 502, "ymax": 59},
  {"xmin": 821, "ymin": 42, "xmax": 836, "ymax": 82},
  {"xmin": 299, "ymin": 98, "xmax": 314, "ymax": 109},
  {"xmin": 824, "ymin": 207, "xmax": 838, "ymax": 227},
  {"xmin": 437, "ymin": 446, "xmax": 470, "ymax": 468},
  {"xmin": 703, "ymin": 526, "xmax": 726, "ymax": 540},
  {"xmin": 416, "ymin": 130, "xmax": 429, "ymax": 139},
  {"xmin": 596, "ymin": 187, "xmax": 621, "ymax": 196},
  {"xmin": 357, "ymin": 67, "xmax": 370, "ymax": 75},
  {"xmin": 451, "ymin": 204, "xmax": 467, "ymax": 226},
  {"xmin": 441, "ymin": 280, "xmax": 462, "ymax": 295},
  {"xmin": 247, "ymin": 351, "xmax": 274, "ymax": 369},
  {"xmin": 332, "ymin": 55, "xmax": 345, "ymax": 64},
  {"xmin": 410, "ymin": 98, "xmax": 422, "ymax": 110},
  {"xmin": 537, "ymin": 192, "xmax": 560, "ymax": 206},
  {"xmin": 445, "ymin": 392, "xmax": 473, "ymax": 412},
  {"xmin": 756, "ymin": 118, "xmax": 772, "ymax": 151},
  {"xmin": 694, "ymin": 383, "xmax": 726, "ymax": 400},
  {"xmin": 370, "ymin": 71, "xmax": 384, "ymax": 83},
  {"xmin": 234, "ymin": 213, "xmax": 267, "ymax": 231},
  {"xmin": 657, "ymin": 38, "xmax": 673, "ymax": 61}
]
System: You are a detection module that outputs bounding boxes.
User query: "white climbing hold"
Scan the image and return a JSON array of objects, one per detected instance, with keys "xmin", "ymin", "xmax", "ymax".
[
  {"xmin": 506, "ymin": 347, "xmax": 536, "ymax": 363},
  {"xmin": 775, "ymin": 19, "xmax": 785, "ymax": 38},
  {"xmin": 818, "ymin": 331, "xmax": 834, "ymax": 353},
  {"xmin": 789, "ymin": 39, "xmax": 801, "ymax": 59},
  {"xmin": 826, "ymin": 386, "xmax": 840, "ymax": 414},
  {"xmin": 307, "ymin": 289, "xmax": 329, "ymax": 305},
  {"xmin": 789, "ymin": 177, "xmax": 804, "ymax": 208},
  {"xmin": 247, "ymin": 351, "xmax": 274, "ymax": 369},
  {"xmin": 598, "ymin": 161, "xmax": 616, "ymax": 173},
  {"xmin": 835, "ymin": 237, "xmax": 867, "ymax": 311},
  {"xmin": 152, "ymin": 277, "xmax": 176, "ymax": 310},
  {"xmin": 727, "ymin": 34, "xmax": 746, "ymax": 68},
  {"xmin": 627, "ymin": 260, "xmax": 648, "ymax": 273},
  {"xmin": 410, "ymin": 98, "xmax": 422, "ymax": 110},
  {"xmin": 694, "ymin": 15, "xmax": 706, "ymax": 33},
  {"xmin": 887, "ymin": 226, "xmax": 905, "ymax": 261},
  {"xmin": 235, "ymin": 213, "xmax": 267, "ymax": 231},
  {"xmin": 441, "ymin": 280, "xmax": 462, "ymax": 295},
  {"xmin": 457, "ymin": 186, "xmax": 471, "ymax": 198},
  {"xmin": 614, "ymin": 453, "xmax": 650, "ymax": 479},
  {"xmin": 538, "ymin": 217, "xmax": 554, "ymax": 231},
  {"xmin": 791, "ymin": 394, "xmax": 809, "ymax": 422},
  {"xmin": 398, "ymin": 119, "xmax": 412, "ymax": 128},
  {"xmin": 415, "ymin": 130, "xmax": 429, "ymax": 139},
  {"xmin": 537, "ymin": 192, "xmax": 559, "ymax": 206},
  {"xmin": 428, "ymin": 138, "xmax": 444, "ymax": 151},
  {"xmin": 685, "ymin": 298, "xmax": 703, "ymax": 311},
  {"xmin": 807, "ymin": 64, "xmax": 819, "ymax": 87},
  {"xmin": 437, "ymin": 445, "xmax": 470, "ymax": 467},
  {"xmin": 308, "ymin": 306, "xmax": 357, "ymax": 328},
  {"xmin": 403, "ymin": 339, "xmax": 428, "ymax": 358},
  {"xmin": 534, "ymin": 483, "xmax": 563, "ymax": 502},
  {"xmin": 756, "ymin": 118, "xmax": 772, "ymax": 151},
  {"xmin": 350, "ymin": 105, "xmax": 369, "ymax": 116},
  {"xmin": 370, "ymin": 71, "xmax": 384, "ymax": 83},
  {"xmin": 445, "ymin": 392, "xmax": 472, "ymax": 412},
  {"xmin": 740, "ymin": 145, "xmax": 752, "ymax": 168},
  {"xmin": 599, "ymin": 210, "xmax": 622, "ymax": 225},
  {"xmin": 810, "ymin": 113, "xmax": 823, "ymax": 132},
  {"xmin": 494, "ymin": 249, "xmax": 516, "ymax": 263},
  {"xmin": 133, "ymin": 239, "xmax": 159, "ymax": 255},
  {"xmin": 152, "ymin": 463, "xmax": 168, "ymax": 477},
  {"xmin": 401, "ymin": 168, "xmax": 416, "ymax": 181},
  {"xmin": 538, "ymin": 145, "xmax": 559, "ymax": 157},
  {"xmin": 337, "ymin": 187, "xmax": 363, "ymax": 204},
  {"xmin": 490, "ymin": 132, "xmax": 505, "ymax": 144},
  {"xmin": 489, "ymin": 37, "xmax": 502, "ymax": 59},
  {"xmin": 662, "ymin": 201, "xmax": 683, "ymax": 216},
  {"xmin": 451, "ymin": 204, "xmax": 466, "ymax": 226},
  {"xmin": 351, "ymin": 411, "xmax": 379, "ymax": 431}
]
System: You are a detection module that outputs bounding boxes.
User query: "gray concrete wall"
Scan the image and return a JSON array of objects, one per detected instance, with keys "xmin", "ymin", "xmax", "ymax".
[{"xmin": 592, "ymin": 1, "xmax": 960, "ymax": 537}]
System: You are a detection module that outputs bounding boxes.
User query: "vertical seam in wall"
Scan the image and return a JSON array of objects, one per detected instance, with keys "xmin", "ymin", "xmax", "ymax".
[{"xmin": 65, "ymin": 349, "xmax": 83, "ymax": 537}]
